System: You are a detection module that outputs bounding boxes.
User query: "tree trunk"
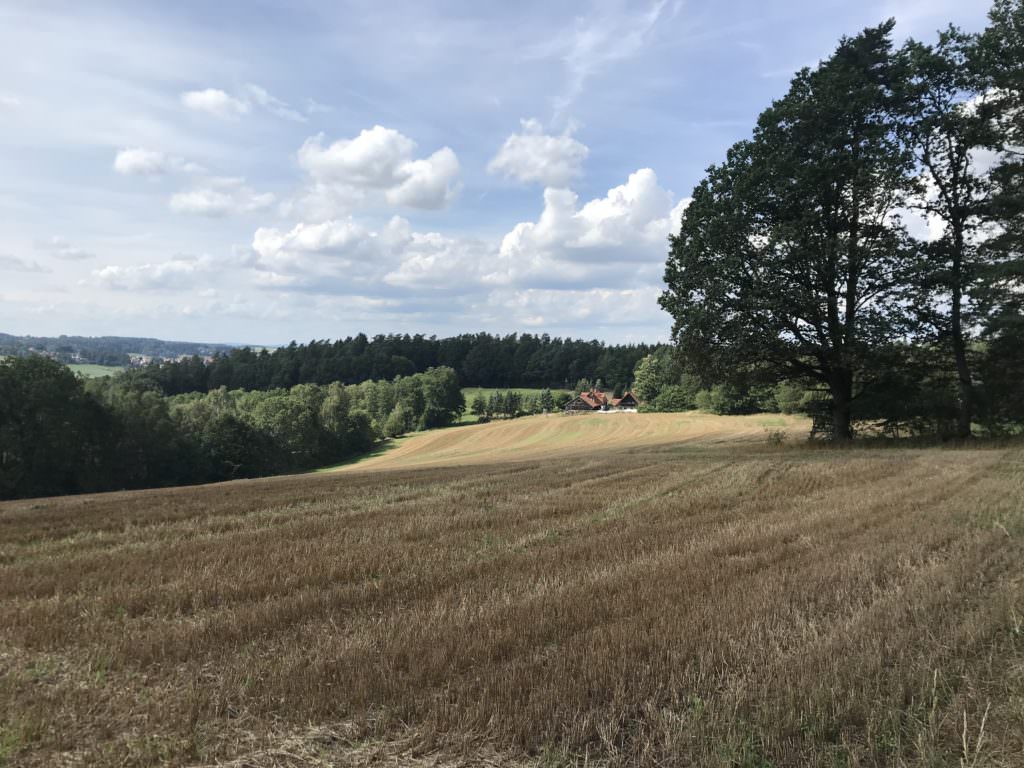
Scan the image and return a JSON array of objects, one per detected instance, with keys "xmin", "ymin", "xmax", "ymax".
[
  {"xmin": 950, "ymin": 226, "xmax": 973, "ymax": 439},
  {"xmin": 830, "ymin": 373, "xmax": 854, "ymax": 441}
]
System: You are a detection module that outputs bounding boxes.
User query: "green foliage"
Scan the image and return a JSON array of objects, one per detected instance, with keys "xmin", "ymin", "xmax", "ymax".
[
  {"xmin": 662, "ymin": 22, "xmax": 921, "ymax": 439},
  {"xmin": 470, "ymin": 392, "xmax": 487, "ymax": 416},
  {"xmin": 126, "ymin": 333, "xmax": 656, "ymax": 396},
  {"xmin": 695, "ymin": 384, "xmax": 762, "ymax": 415},
  {"xmin": 0, "ymin": 358, "xmax": 464, "ymax": 500},
  {"xmin": 0, "ymin": 356, "xmax": 115, "ymax": 499},
  {"xmin": 632, "ymin": 351, "xmax": 673, "ymax": 403},
  {"xmin": 652, "ymin": 384, "xmax": 696, "ymax": 412},
  {"xmin": 977, "ymin": 323, "xmax": 1024, "ymax": 431},
  {"xmin": 661, "ymin": 11, "xmax": 1024, "ymax": 438},
  {"xmin": 772, "ymin": 381, "xmax": 814, "ymax": 415},
  {"xmin": 539, "ymin": 389, "xmax": 555, "ymax": 412},
  {"xmin": 383, "ymin": 404, "xmax": 414, "ymax": 438}
]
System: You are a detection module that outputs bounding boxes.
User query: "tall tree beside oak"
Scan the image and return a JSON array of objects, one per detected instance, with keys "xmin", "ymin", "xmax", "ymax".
[
  {"xmin": 978, "ymin": 0, "xmax": 1024, "ymax": 425},
  {"xmin": 899, "ymin": 29, "xmax": 1005, "ymax": 437}
]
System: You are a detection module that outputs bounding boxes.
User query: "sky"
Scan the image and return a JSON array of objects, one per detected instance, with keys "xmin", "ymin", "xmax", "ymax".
[{"xmin": 0, "ymin": 0, "xmax": 996, "ymax": 345}]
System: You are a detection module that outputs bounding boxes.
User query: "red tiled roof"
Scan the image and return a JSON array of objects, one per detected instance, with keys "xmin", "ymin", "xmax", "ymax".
[
  {"xmin": 578, "ymin": 389, "xmax": 609, "ymax": 408},
  {"xmin": 612, "ymin": 391, "xmax": 638, "ymax": 406}
]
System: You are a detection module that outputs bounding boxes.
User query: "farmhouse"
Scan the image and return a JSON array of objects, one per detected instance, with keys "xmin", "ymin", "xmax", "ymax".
[
  {"xmin": 613, "ymin": 391, "xmax": 639, "ymax": 409},
  {"xmin": 564, "ymin": 389, "xmax": 640, "ymax": 412}
]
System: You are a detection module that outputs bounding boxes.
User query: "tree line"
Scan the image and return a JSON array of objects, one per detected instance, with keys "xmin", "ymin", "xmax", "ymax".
[
  {"xmin": 661, "ymin": 2, "xmax": 1024, "ymax": 439},
  {"xmin": 127, "ymin": 333, "xmax": 654, "ymax": 395},
  {"xmin": 0, "ymin": 356, "xmax": 463, "ymax": 500},
  {"xmin": 468, "ymin": 389, "xmax": 575, "ymax": 420}
]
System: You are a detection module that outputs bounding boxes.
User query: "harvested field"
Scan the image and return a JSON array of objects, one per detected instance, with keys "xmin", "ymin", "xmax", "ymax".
[
  {"xmin": 340, "ymin": 411, "xmax": 808, "ymax": 471},
  {"xmin": 1, "ymin": 431, "xmax": 1023, "ymax": 766}
]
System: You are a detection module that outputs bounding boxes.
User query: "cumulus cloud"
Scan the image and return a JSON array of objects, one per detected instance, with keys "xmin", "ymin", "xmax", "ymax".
[
  {"xmin": 181, "ymin": 84, "xmax": 307, "ymax": 122},
  {"xmin": 36, "ymin": 236, "xmax": 95, "ymax": 261},
  {"xmin": 293, "ymin": 126, "xmax": 461, "ymax": 215},
  {"xmin": 251, "ymin": 214, "xmax": 489, "ymax": 294},
  {"xmin": 382, "ymin": 224, "xmax": 491, "ymax": 290},
  {"xmin": 180, "ymin": 88, "xmax": 250, "ymax": 118},
  {"xmin": 93, "ymin": 254, "xmax": 213, "ymax": 290},
  {"xmin": 495, "ymin": 168, "xmax": 689, "ymax": 286},
  {"xmin": 487, "ymin": 118, "xmax": 589, "ymax": 187},
  {"xmin": 170, "ymin": 177, "xmax": 275, "ymax": 217},
  {"xmin": 0, "ymin": 254, "xmax": 49, "ymax": 273},
  {"xmin": 113, "ymin": 147, "xmax": 202, "ymax": 176},
  {"xmin": 253, "ymin": 218, "xmax": 385, "ymax": 272},
  {"xmin": 250, "ymin": 167, "xmax": 686, "ymax": 305}
]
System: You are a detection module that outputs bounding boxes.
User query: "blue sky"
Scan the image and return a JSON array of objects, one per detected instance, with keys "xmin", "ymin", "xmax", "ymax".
[{"xmin": 0, "ymin": 0, "xmax": 994, "ymax": 345}]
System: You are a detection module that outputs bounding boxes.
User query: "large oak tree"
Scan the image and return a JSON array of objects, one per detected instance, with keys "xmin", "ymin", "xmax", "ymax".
[{"xmin": 660, "ymin": 22, "xmax": 919, "ymax": 439}]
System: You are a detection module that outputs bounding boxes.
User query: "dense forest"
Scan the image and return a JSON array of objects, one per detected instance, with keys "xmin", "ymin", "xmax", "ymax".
[
  {"xmin": 0, "ymin": 356, "xmax": 463, "ymax": 500},
  {"xmin": 661, "ymin": 3, "xmax": 1024, "ymax": 439},
  {"xmin": 127, "ymin": 333, "xmax": 655, "ymax": 395}
]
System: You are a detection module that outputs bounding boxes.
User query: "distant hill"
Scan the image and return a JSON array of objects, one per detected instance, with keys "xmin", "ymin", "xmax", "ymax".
[{"xmin": 0, "ymin": 333, "xmax": 236, "ymax": 366}]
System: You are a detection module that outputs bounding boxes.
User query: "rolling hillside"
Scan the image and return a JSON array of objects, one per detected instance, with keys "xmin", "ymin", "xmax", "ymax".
[
  {"xmin": 337, "ymin": 411, "xmax": 810, "ymax": 472},
  {"xmin": 2, "ymin": 439, "xmax": 1021, "ymax": 767}
]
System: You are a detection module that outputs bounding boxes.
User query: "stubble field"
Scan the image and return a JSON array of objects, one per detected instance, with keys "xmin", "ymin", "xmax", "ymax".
[
  {"xmin": 1, "ymin": 418, "xmax": 1023, "ymax": 767},
  {"xmin": 340, "ymin": 411, "xmax": 806, "ymax": 471}
]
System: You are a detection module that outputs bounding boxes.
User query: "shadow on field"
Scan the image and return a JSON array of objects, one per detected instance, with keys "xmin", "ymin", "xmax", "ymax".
[{"xmin": 312, "ymin": 439, "xmax": 403, "ymax": 472}]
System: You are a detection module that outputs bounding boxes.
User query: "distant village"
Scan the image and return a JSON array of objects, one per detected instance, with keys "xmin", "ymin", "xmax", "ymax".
[{"xmin": 0, "ymin": 333, "xmax": 232, "ymax": 369}]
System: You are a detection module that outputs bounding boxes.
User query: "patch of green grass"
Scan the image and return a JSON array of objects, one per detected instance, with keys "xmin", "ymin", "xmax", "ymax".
[
  {"xmin": 0, "ymin": 726, "xmax": 19, "ymax": 767},
  {"xmin": 67, "ymin": 363, "xmax": 123, "ymax": 378}
]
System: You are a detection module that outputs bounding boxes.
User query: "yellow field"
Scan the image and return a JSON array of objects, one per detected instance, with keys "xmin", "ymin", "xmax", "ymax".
[
  {"xmin": 5, "ymin": 412, "xmax": 1023, "ymax": 767},
  {"xmin": 340, "ymin": 411, "xmax": 809, "ymax": 471}
]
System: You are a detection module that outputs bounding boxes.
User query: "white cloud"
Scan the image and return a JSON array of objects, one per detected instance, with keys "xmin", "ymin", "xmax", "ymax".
[
  {"xmin": 36, "ymin": 236, "xmax": 95, "ymax": 261},
  {"xmin": 481, "ymin": 286, "xmax": 666, "ymax": 332},
  {"xmin": 0, "ymin": 254, "xmax": 48, "ymax": 273},
  {"xmin": 113, "ymin": 147, "xmax": 202, "ymax": 176},
  {"xmin": 0, "ymin": 94, "xmax": 20, "ymax": 109},
  {"xmin": 532, "ymin": 0, "xmax": 669, "ymax": 115},
  {"xmin": 305, "ymin": 97, "xmax": 332, "ymax": 115},
  {"xmin": 386, "ymin": 147, "xmax": 461, "ymax": 208},
  {"xmin": 488, "ymin": 118, "xmax": 589, "ymax": 187},
  {"xmin": 180, "ymin": 83, "xmax": 307, "ymax": 122},
  {"xmin": 382, "ymin": 225, "xmax": 491, "ymax": 290},
  {"xmin": 252, "ymin": 216, "xmax": 406, "ymax": 276},
  {"xmin": 170, "ymin": 177, "xmax": 275, "ymax": 217},
  {"xmin": 250, "ymin": 214, "xmax": 490, "ymax": 294},
  {"xmin": 93, "ymin": 254, "xmax": 213, "ymax": 290},
  {"xmin": 496, "ymin": 168, "xmax": 689, "ymax": 286},
  {"xmin": 180, "ymin": 88, "xmax": 250, "ymax": 119},
  {"xmin": 250, "ymin": 168, "xmax": 686, "ymax": 302},
  {"xmin": 294, "ymin": 126, "xmax": 461, "ymax": 215},
  {"xmin": 243, "ymin": 84, "xmax": 306, "ymax": 123}
]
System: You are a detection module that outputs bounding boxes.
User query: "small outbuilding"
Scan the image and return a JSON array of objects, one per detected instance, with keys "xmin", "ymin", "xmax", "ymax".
[{"xmin": 611, "ymin": 391, "xmax": 639, "ymax": 409}]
